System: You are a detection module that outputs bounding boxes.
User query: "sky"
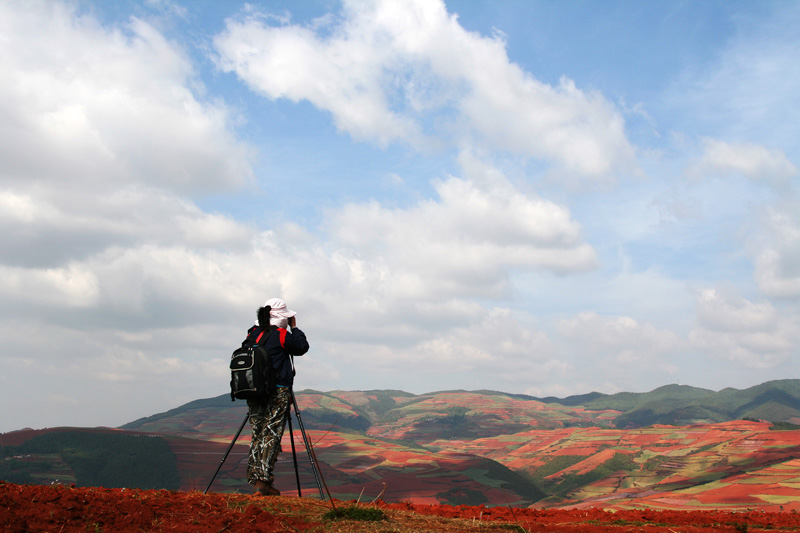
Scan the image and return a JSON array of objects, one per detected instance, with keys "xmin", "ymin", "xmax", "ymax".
[{"xmin": 1, "ymin": 0, "xmax": 799, "ymax": 433}]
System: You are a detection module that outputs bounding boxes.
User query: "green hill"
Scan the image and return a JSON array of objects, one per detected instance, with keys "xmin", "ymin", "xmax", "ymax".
[
  {"xmin": 122, "ymin": 380, "xmax": 800, "ymax": 436},
  {"xmin": 0, "ymin": 428, "xmax": 179, "ymax": 490},
  {"xmin": 600, "ymin": 380, "xmax": 800, "ymax": 428}
]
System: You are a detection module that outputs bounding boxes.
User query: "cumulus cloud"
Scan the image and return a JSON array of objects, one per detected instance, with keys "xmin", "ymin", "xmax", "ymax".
[
  {"xmin": 0, "ymin": 1, "xmax": 263, "ymax": 431},
  {"xmin": 213, "ymin": 0, "xmax": 636, "ymax": 180},
  {"xmin": 0, "ymin": 0, "xmax": 608, "ymax": 427},
  {"xmin": 0, "ymin": 2, "xmax": 257, "ymax": 272},
  {"xmin": 5, "ymin": 0, "xmax": 797, "ymax": 433},
  {"xmin": 0, "ymin": 2, "xmax": 252, "ymax": 194},
  {"xmin": 328, "ymin": 161, "xmax": 598, "ymax": 301},
  {"xmin": 689, "ymin": 288, "xmax": 800, "ymax": 368}
]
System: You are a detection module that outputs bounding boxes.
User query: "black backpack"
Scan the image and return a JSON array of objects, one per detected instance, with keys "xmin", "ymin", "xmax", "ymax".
[{"xmin": 229, "ymin": 329, "xmax": 276, "ymax": 401}]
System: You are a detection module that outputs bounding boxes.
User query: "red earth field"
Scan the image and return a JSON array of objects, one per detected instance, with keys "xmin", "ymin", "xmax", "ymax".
[{"xmin": 4, "ymin": 481, "xmax": 800, "ymax": 532}]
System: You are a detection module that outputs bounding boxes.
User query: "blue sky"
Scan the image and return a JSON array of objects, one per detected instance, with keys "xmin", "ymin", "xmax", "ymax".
[{"xmin": 1, "ymin": 0, "xmax": 799, "ymax": 433}]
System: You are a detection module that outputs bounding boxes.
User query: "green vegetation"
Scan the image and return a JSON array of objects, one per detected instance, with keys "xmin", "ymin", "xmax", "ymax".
[
  {"xmin": 573, "ymin": 380, "xmax": 800, "ymax": 429},
  {"xmin": 548, "ymin": 453, "xmax": 639, "ymax": 498},
  {"xmin": 2, "ymin": 430, "xmax": 179, "ymax": 490},
  {"xmin": 0, "ymin": 455, "xmax": 51, "ymax": 484},
  {"xmin": 491, "ymin": 526, "xmax": 527, "ymax": 533},
  {"xmin": 688, "ymin": 443, "xmax": 718, "ymax": 455},
  {"xmin": 356, "ymin": 390, "xmax": 406, "ymax": 419},
  {"xmin": 583, "ymin": 384, "xmax": 714, "ymax": 412},
  {"xmin": 121, "ymin": 394, "xmax": 235, "ymax": 429},
  {"xmin": 770, "ymin": 421, "xmax": 800, "ymax": 431},
  {"xmin": 525, "ymin": 453, "xmax": 640, "ymax": 499},
  {"xmin": 477, "ymin": 458, "xmax": 547, "ymax": 503},
  {"xmin": 373, "ymin": 437, "xmax": 431, "ymax": 451},
  {"xmin": 323, "ymin": 505, "xmax": 386, "ymax": 521},
  {"xmin": 642, "ymin": 454, "xmax": 672, "ymax": 471},
  {"xmin": 528, "ymin": 455, "xmax": 587, "ymax": 479},
  {"xmin": 301, "ymin": 407, "xmax": 371, "ymax": 432},
  {"xmin": 438, "ymin": 406, "xmax": 470, "ymax": 425},
  {"xmin": 436, "ymin": 487, "xmax": 488, "ymax": 506}
]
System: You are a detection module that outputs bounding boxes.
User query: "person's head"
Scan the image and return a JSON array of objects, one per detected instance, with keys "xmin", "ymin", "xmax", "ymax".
[{"xmin": 257, "ymin": 298, "xmax": 297, "ymax": 329}]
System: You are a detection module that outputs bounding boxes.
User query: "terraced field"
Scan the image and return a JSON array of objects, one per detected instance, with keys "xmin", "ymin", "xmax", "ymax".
[{"xmin": 5, "ymin": 385, "xmax": 800, "ymax": 510}]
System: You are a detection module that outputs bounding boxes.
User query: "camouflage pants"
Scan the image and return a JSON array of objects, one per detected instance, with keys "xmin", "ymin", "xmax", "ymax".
[{"xmin": 247, "ymin": 387, "xmax": 291, "ymax": 485}]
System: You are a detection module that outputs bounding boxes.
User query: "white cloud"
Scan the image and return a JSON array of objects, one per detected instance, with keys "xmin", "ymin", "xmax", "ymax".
[
  {"xmin": 684, "ymin": 138, "xmax": 800, "ymax": 301},
  {"xmin": 752, "ymin": 205, "xmax": 800, "ymax": 299},
  {"xmin": 557, "ymin": 311, "xmax": 682, "ymax": 372},
  {"xmin": 2, "ymin": 0, "xmax": 798, "ymax": 433},
  {"xmin": 0, "ymin": 1, "xmax": 252, "ymax": 193},
  {"xmin": 327, "ymin": 155, "xmax": 598, "ymax": 301},
  {"xmin": 0, "ymin": 1, "xmax": 257, "ymax": 273},
  {"xmin": 321, "ymin": 307, "xmax": 565, "ymax": 393},
  {"xmin": 691, "ymin": 139, "xmax": 798, "ymax": 186},
  {"xmin": 0, "ymin": 262, "xmax": 100, "ymax": 309},
  {"xmin": 0, "ymin": 2, "xmax": 267, "ymax": 432},
  {"xmin": 689, "ymin": 288, "xmax": 800, "ymax": 368},
  {"xmin": 213, "ymin": 0, "xmax": 636, "ymax": 180},
  {"xmin": 0, "ymin": 0, "xmax": 613, "ymax": 430},
  {"xmin": 0, "ymin": 186, "xmax": 256, "ymax": 268}
]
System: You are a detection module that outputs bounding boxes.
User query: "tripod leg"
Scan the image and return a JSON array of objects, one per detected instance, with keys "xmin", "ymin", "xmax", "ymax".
[
  {"xmin": 286, "ymin": 410, "xmax": 302, "ymax": 497},
  {"xmin": 290, "ymin": 390, "xmax": 335, "ymax": 506},
  {"xmin": 290, "ymin": 392, "xmax": 324, "ymax": 499},
  {"xmin": 204, "ymin": 412, "xmax": 249, "ymax": 494}
]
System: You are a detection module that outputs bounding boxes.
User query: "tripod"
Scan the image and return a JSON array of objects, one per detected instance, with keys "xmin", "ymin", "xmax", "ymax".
[{"xmin": 203, "ymin": 389, "xmax": 332, "ymax": 502}]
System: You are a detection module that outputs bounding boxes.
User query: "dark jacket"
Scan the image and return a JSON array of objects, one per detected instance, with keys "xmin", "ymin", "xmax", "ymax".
[{"xmin": 243, "ymin": 325, "xmax": 309, "ymax": 388}]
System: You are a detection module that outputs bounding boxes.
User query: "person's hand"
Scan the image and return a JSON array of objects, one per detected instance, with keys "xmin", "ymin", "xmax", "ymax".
[{"xmin": 289, "ymin": 316, "xmax": 296, "ymax": 328}]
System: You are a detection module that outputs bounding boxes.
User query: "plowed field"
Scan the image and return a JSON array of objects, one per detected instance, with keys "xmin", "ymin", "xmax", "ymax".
[{"xmin": 3, "ymin": 481, "xmax": 800, "ymax": 532}]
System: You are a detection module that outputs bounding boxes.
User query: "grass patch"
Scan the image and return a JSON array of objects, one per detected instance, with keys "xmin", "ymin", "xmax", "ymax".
[{"xmin": 323, "ymin": 505, "xmax": 387, "ymax": 522}]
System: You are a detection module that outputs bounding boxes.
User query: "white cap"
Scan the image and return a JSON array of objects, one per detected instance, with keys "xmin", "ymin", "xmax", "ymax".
[{"xmin": 264, "ymin": 298, "xmax": 297, "ymax": 319}]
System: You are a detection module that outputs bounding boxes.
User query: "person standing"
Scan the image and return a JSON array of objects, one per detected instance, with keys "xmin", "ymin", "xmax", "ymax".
[{"xmin": 243, "ymin": 297, "xmax": 309, "ymax": 496}]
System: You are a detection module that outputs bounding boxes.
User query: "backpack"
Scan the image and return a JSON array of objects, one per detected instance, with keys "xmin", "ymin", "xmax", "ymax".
[{"xmin": 229, "ymin": 329, "xmax": 276, "ymax": 401}]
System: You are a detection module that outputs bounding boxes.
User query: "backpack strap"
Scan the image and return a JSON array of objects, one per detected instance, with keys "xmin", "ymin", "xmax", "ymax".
[
  {"xmin": 254, "ymin": 328, "xmax": 274, "ymax": 346},
  {"xmin": 247, "ymin": 326, "xmax": 284, "ymax": 347},
  {"xmin": 279, "ymin": 328, "xmax": 287, "ymax": 348}
]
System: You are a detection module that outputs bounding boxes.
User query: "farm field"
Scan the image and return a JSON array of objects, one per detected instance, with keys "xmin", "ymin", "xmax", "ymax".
[{"xmin": 4, "ymin": 385, "xmax": 800, "ymax": 511}]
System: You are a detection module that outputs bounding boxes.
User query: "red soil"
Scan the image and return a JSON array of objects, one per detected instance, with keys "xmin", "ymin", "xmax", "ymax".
[
  {"xmin": 378, "ymin": 501, "xmax": 800, "ymax": 532},
  {"xmin": 4, "ymin": 481, "xmax": 800, "ymax": 532},
  {"xmin": 0, "ymin": 482, "xmax": 317, "ymax": 532}
]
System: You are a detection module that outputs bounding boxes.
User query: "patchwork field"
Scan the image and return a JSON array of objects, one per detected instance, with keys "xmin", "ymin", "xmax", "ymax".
[{"xmin": 4, "ymin": 384, "xmax": 800, "ymax": 510}]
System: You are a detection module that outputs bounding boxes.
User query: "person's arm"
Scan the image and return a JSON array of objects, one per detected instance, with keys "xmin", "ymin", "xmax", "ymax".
[{"xmin": 284, "ymin": 317, "xmax": 309, "ymax": 355}]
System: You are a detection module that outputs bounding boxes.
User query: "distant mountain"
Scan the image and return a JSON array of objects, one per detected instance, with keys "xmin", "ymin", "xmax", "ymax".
[
  {"xmin": 573, "ymin": 379, "xmax": 800, "ymax": 428},
  {"xmin": 120, "ymin": 381, "xmax": 800, "ymax": 436}
]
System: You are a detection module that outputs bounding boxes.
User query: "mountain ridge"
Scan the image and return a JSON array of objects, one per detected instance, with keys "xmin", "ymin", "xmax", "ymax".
[{"xmin": 121, "ymin": 379, "xmax": 800, "ymax": 432}]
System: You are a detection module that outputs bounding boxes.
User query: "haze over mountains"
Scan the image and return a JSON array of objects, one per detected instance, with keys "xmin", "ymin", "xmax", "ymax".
[{"xmin": 3, "ymin": 379, "xmax": 800, "ymax": 510}]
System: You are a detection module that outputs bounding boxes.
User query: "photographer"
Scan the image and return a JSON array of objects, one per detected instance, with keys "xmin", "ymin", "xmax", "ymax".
[{"xmin": 243, "ymin": 298, "xmax": 309, "ymax": 496}]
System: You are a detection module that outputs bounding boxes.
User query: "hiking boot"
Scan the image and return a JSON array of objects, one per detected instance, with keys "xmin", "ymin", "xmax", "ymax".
[{"xmin": 254, "ymin": 480, "xmax": 280, "ymax": 496}]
